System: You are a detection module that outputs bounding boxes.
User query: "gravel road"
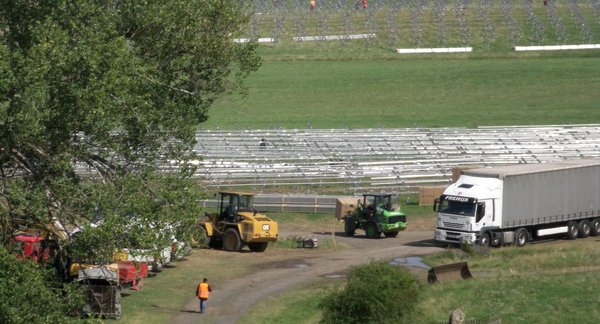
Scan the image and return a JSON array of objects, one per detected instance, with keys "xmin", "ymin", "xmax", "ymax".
[{"xmin": 172, "ymin": 229, "xmax": 443, "ymax": 324}]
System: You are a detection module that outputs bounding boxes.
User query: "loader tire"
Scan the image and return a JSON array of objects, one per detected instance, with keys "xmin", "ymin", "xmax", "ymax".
[
  {"xmin": 248, "ymin": 242, "xmax": 268, "ymax": 252},
  {"xmin": 365, "ymin": 222, "xmax": 381, "ymax": 239},
  {"xmin": 384, "ymin": 231, "xmax": 399, "ymax": 238},
  {"xmin": 223, "ymin": 228, "xmax": 242, "ymax": 252},
  {"xmin": 193, "ymin": 226, "xmax": 211, "ymax": 248},
  {"xmin": 344, "ymin": 216, "xmax": 356, "ymax": 237},
  {"xmin": 209, "ymin": 239, "xmax": 222, "ymax": 249}
]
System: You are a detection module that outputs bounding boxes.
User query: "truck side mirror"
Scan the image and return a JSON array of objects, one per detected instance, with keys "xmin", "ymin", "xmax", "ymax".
[{"xmin": 433, "ymin": 198, "xmax": 439, "ymax": 212}]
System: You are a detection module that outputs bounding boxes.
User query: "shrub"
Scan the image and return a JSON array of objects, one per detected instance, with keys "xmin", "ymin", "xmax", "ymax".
[
  {"xmin": 319, "ymin": 261, "xmax": 422, "ymax": 324},
  {"xmin": 461, "ymin": 242, "xmax": 476, "ymax": 256},
  {"xmin": 0, "ymin": 248, "xmax": 83, "ymax": 323}
]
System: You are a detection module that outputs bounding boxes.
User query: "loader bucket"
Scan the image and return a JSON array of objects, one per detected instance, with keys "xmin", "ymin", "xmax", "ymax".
[{"xmin": 427, "ymin": 262, "xmax": 473, "ymax": 284}]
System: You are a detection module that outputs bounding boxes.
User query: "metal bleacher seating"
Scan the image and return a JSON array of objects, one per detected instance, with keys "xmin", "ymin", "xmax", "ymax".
[{"xmin": 188, "ymin": 124, "xmax": 600, "ymax": 193}]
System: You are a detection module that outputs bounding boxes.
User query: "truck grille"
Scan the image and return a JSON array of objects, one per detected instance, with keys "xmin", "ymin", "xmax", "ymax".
[
  {"xmin": 445, "ymin": 232, "xmax": 462, "ymax": 242},
  {"xmin": 443, "ymin": 222, "xmax": 464, "ymax": 229},
  {"xmin": 388, "ymin": 215, "xmax": 406, "ymax": 223}
]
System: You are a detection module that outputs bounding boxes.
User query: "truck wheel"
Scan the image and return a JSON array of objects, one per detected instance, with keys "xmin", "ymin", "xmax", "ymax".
[
  {"xmin": 223, "ymin": 228, "xmax": 242, "ymax": 251},
  {"xmin": 578, "ymin": 220, "xmax": 591, "ymax": 238},
  {"xmin": 344, "ymin": 216, "xmax": 356, "ymax": 237},
  {"xmin": 567, "ymin": 221, "xmax": 579, "ymax": 240},
  {"xmin": 384, "ymin": 231, "xmax": 399, "ymax": 238},
  {"xmin": 248, "ymin": 242, "xmax": 268, "ymax": 252},
  {"xmin": 365, "ymin": 222, "xmax": 381, "ymax": 239},
  {"xmin": 479, "ymin": 232, "xmax": 491, "ymax": 247},
  {"xmin": 590, "ymin": 218, "xmax": 600, "ymax": 236},
  {"xmin": 514, "ymin": 228, "xmax": 528, "ymax": 247}
]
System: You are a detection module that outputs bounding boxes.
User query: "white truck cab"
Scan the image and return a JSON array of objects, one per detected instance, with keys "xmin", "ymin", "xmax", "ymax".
[{"xmin": 434, "ymin": 175, "xmax": 501, "ymax": 245}]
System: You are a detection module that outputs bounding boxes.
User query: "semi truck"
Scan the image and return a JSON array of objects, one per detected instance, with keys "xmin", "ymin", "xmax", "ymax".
[{"xmin": 433, "ymin": 159, "xmax": 600, "ymax": 247}]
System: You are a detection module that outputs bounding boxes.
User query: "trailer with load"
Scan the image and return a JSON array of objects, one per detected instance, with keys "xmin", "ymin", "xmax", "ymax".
[
  {"xmin": 342, "ymin": 193, "xmax": 407, "ymax": 238},
  {"xmin": 433, "ymin": 159, "xmax": 600, "ymax": 247},
  {"xmin": 11, "ymin": 221, "xmax": 145, "ymax": 319},
  {"xmin": 197, "ymin": 191, "xmax": 279, "ymax": 252}
]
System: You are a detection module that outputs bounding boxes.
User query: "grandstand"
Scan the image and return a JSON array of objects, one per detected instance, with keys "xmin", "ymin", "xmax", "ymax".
[{"xmin": 189, "ymin": 124, "xmax": 600, "ymax": 193}]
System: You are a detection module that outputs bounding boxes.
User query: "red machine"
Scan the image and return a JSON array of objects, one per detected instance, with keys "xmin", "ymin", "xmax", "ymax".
[
  {"xmin": 14, "ymin": 233, "xmax": 148, "ymax": 289},
  {"xmin": 13, "ymin": 234, "xmax": 54, "ymax": 263},
  {"xmin": 117, "ymin": 261, "xmax": 148, "ymax": 288}
]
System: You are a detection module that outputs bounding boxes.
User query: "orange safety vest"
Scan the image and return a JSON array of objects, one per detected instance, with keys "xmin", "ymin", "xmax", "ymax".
[{"xmin": 198, "ymin": 282, "xmax": 210, "ymax": 299}]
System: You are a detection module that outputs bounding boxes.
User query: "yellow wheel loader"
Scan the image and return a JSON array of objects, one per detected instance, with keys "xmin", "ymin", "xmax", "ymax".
[{"xmin": 197, "ymin": 191, "xmax": 278, "ymax": 252}]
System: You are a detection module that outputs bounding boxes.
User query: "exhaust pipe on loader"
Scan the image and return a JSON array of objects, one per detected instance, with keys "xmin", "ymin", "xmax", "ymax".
[{"xmin": 427, "ymin": 262, "xmax": 473, "ymax": 283}]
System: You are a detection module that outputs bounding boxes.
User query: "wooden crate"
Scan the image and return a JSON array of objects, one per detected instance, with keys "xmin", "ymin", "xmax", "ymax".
[
  {"xmin": 452, "ymin": 165, "xmax": 485, "ymax": 182},
  {"xmin": 335, "ymin": 197, "xmax": 361, "ymax": 220},
  {"xmin": 418, "ymin": 186, "xmax": 447, "ymax": 206}
]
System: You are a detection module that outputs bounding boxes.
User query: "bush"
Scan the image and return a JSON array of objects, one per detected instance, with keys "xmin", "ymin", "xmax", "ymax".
[
  {"xmin": 461, "ymin": 242, "xmax": 476, "ymax": 256},
  {"xmin": 0, "ymin": 248, "xmax": 83, "ymax": 323},
  {"xmin": 319, "ymin": 261, "xmax": 422, "ymax": 324}
]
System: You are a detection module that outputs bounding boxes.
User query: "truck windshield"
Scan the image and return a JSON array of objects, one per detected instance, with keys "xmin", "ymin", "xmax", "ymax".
[{"xmin": 438, "ymin": 198, "xmax": 476, "ymax": 216}]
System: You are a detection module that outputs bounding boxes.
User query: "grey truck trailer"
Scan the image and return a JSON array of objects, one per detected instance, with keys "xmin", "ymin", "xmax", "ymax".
[{"xmin": 433, "ymin": 159, "xmax": 600, "ymax": 247}]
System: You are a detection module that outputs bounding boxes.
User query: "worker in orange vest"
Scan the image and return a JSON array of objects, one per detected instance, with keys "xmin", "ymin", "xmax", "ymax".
[{"xmin": 196, "ymin": 278, "xmax": 212, "ymax": 313}]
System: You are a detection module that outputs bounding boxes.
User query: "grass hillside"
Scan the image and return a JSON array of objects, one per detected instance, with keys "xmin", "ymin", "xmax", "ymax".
[
  {"xmin": 204, "ymin": 1, "xmax": 600, "ymax": 130},
  {"xmin": 206, "ymin": 53, "xmax": 600, "ymax": 129}
]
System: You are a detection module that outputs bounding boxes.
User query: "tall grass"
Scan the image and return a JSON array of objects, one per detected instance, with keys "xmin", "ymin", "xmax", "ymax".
[
  {"xmin": 238, "ymin": 237, "xmax": 600, "ymax": 323},
  {"xmin": 410, "ymin": 271, "xmax": 600, "ymax": 323},
  {"xmin": 240, "ymin": 279, "xmax": 331, "ymax": 324},
  {"xmin": 411, "ymin": 237, "xmax": 600, "ymax": 322}
]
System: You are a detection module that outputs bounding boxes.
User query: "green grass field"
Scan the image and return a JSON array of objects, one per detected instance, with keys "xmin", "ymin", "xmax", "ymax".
[
  {"xmin": 206, "ymin": 50, "xmax": 600, "ymax": 130},
  {"xmin": 204, "ymin": 2, "xmax": 600, "ymax": 130}
]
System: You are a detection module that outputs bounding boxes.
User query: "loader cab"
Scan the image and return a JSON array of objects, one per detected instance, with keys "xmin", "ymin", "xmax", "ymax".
[
  {"xmin": 362, "ymin": 194, "xmax": 394, "ymax": 212},
  {"xmin": 359, "ymin": 194, "xmax": 396, "ymax": 221},
  {"xmin": 218, "ymin": 191, "xmax": 255, "ymax": 223}
]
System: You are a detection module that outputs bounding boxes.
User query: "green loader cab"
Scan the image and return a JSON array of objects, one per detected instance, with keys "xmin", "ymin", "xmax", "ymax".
[{"xmin": 344, "ymin": 193, "xmax": 407, "ymax": 238}]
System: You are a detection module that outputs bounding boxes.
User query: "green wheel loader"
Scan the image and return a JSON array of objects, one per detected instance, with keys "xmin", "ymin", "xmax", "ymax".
[{"xmin": 344, "ymin": 193, "xmax": 407, "ymax": 238}]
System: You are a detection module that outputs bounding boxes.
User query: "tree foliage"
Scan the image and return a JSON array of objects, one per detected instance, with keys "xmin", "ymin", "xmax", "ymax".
[
  {"xmin": 0, "ymin": 0, "xmax": 259, "ymax": 258},
  {"xmin": 319, "ymin": 261, "xmax": 422, "ymax": 324},
  {"xmin": 0, "ymin": 247, "xmax": 84, "ymax": 322}
]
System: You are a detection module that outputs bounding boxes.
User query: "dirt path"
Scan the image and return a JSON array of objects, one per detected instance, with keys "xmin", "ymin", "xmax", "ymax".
[{"xmin": 172, "ymin": 230, "xmax": 443, "ymax": 324}]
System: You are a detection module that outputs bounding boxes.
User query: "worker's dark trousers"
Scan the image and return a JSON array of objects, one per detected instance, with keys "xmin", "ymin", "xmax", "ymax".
[{"xmin": 199, "ymin": 298, "xmax": 208, "ymax": 313}]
